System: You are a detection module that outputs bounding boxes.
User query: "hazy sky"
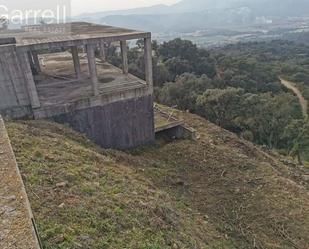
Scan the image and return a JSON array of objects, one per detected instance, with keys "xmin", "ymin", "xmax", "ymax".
[
  {"xmin": 71, "ymin": 0, "xmax": 180, "ymax": 15},
  {"xmin": 0, "ymin": 0, "xmax": 180, "ymax": 18}
]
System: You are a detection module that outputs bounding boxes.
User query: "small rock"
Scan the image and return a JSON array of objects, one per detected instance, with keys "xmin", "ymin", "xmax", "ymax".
[
  {"xmin": 56, "ymin": 182, "xmax": 67, "ymax": 188},
  {"xmin": 7, "ymin": 195, "xmax": 16, "ymax": 201},
  {"xmin": 6, "ymin": 207, "xmax": 16, "ymax": 213},
  {"xmin": 92, "ymin": 172, "xmax": 99, "ymax": 177},
  {"xmin": 176, "ymin": 180, "xmax": 185, "ymax": 186},
  {"xmin": 58, "ymin": 203, "xmax": 65, "ymax": 208},
  {"xmin": 54, "ymin": 235, "xmax": 65, "ymax": 243},
  {"xmin": 93, "ymin": 182, "xmax": 100, "ymax": 187},
  {"xmin": 303, "ymin": 175, "xmax": 309, "ymax": 182},
  {"xmin": 79, "ymin": 235, "xmax": 90, "ymax": 241}
]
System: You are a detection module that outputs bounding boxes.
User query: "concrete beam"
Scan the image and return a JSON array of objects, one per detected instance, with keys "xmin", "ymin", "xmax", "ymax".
[
  {"xmin": 99, "ymin": 42, "xmax": 106, "ymax": 62},
  {"xmin": 31, "ymin": 50, "xmax": 41, "ymax": 74},
  {"xmin": 120, "ymin": 40, "xmax": 128, "ymax": 74},
  {"xmin": 144, "ymin": 37, "xmax": 153, "ymax": 90},
  {"xmin": 27, "ymin": 51, "xmax": 35, "ymax": 73},
  {"xmin": 18, "ymin": 32, "xmax": 152, "ymax": 52},
  {"xmin": 86, "ymin": 44, "xmax": 99, "ymax": 96},
  {"xmin": 71, "ymin": 46, "xmax": 82, "ymax": 79},
  {"xmin": 17, "ymin": 51, "xmax": 41, "ymax": 109}
]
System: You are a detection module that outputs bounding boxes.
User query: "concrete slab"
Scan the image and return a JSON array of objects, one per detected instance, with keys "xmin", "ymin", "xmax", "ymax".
[
  {"xmin": 154, "ymin": 106, "xmax": 184, "ymax": 133},
  {"xmin": 0, "ymin": 22, "xmax": 150, "ymax": 48},
  {"xmin": 35, "ymin": 52, "xmax": 147, "ymax": 107}
]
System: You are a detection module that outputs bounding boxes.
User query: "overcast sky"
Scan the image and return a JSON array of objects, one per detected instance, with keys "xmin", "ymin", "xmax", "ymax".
[
  {"xmin": 0, "ymin": 0, "xmax": 181, "ymax": 18},
  {"xmin": 71, "ymin": 0, "xmax": 180, "ymax": 15}
]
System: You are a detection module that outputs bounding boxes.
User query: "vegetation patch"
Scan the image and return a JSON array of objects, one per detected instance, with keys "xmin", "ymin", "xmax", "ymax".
[
  {"xmin": 107, "ymin": 39, "xmax": 309, "ymax": 162},
  {"xmin": 7, "ymin": 108, "xmax": 309, "ymax": 249}
]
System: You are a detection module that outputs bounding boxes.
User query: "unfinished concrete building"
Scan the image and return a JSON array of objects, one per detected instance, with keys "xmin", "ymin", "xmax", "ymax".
[{"xmin": 0, "ymin": 22, "xmax": 154, "ymax": 149}]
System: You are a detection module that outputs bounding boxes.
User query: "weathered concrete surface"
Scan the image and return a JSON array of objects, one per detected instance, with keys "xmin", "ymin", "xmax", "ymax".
[
  {"xmin": 0, "ymin": 22, "xmax": 153, "ymax": 122},
  {"xmin": 0, "ymin": 22, "xmax": 150, "ymax": 48},
  {"xmin": 36, "ymin": 52, "xmax": 148, "ymax": 105},
  {"xmin": 0, "ymin": 22, "xmax": 155, "ymax": 150},
  {"xmin": 0, "ymin": 117, "xmax": 40, "ymax": 249},
  {"xmin": 31, "ymin": 53, "xmax": 151, "ymax": 119},
  {"xmin": 86, "ymin": 44, "xmax": 99, "ymax": 95},
  {"xmin": 0, "ymin": 46, "xmax": 31, "ymax": 109},
  {"xmin": 53, "ymin": 95, "xmax": 155, "ymax": 149}
]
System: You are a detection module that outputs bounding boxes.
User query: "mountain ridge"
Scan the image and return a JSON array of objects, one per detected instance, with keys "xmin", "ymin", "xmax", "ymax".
[
  {"xmin": 76, "ymin": 0, "xmax": 309, "ymax": 18},
  {"xmin": 75, "ymin": 0, "xmax": 309, "ymax": 33}
]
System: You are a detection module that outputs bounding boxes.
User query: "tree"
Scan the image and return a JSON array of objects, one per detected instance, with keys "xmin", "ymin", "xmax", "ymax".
[
  {"xmin": 283, "ymin": 118, "xmax": 309, "ymax": 164},
  {"xmin": 196, "ymin": 87, "xmax": 245, "ymax": 131},
  {"xmin": 159, "ymin": 38, "xmax": 199, "ymax": 62},
  {"xmin": 156, "ymin": 73, "xmax": 213, "ymax": 111}
]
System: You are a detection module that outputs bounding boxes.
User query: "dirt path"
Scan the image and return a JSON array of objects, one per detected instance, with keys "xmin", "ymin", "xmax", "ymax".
[{"xmin": 280, "ymin": 77, "xmax": 308, "ymax": 117}]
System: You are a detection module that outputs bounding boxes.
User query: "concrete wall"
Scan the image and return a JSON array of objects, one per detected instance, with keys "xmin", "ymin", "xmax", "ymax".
[
  {"xmin": 53, "ymin": 95, "xmax": 155, "ymax": 149},
  {"xmin": 0, "ymin": 45, "xmax": 31, "ymax": 114},
  {"xmin": 0, "ymin": 116, "xmax": 41, "ymax": 249}
]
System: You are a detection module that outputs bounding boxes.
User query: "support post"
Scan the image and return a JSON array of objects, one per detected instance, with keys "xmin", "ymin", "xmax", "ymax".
[
  {"xmin": 86, "ymin": 44, "xmax": 99, "ymax": 96},
  {"xmin": 120, "ymin": 40, "xmax": 128, "ymax": 74},
  {"xmin": 32, "ymin": 50, "xmax": 41, "ymax": 74},
  {"xmin": 27, "ymin": 51, "xmax": 35, "ymax": 72},
  {"xmin": 18, "ymin": 51, "xmax": 41, "ymax": 108},
  {"xmin": 144, "ymin": 37, "xmax": 153, "ymax": 89},
  {"xmin": 71, "ymin": 46, "xmax": 82, "ymax": 79},
  {"xmin": 99, "ymin": 42, "xmax": 106, "ymax": 62}
]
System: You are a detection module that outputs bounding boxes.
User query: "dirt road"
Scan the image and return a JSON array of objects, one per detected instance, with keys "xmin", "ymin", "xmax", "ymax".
[{"xmin": 279, "ymin": 77, "xmax": 308, "ymax": 117}]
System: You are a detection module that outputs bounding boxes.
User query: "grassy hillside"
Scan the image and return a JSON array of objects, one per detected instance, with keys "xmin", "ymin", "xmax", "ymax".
[{"xmin": 6, "ymin": 108, "xmax": 309, "ymax": 249}]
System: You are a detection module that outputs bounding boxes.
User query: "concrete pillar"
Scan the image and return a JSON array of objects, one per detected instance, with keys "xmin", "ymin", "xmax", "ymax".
[
  {"xmin": 99, "ymin": 42, "xmax": 106, "ymax": 62},
  {"xmin": 18, "ymin": 51, "xmax": 41, "ymax": 108},
  {"xmin": 32, "ymin": 50, "xmax": 41, "ymax": 74},
  {"xmin": 71, "ymin": 46, "xmax": 82, "ymax": 79},
  {"xmin": 144, "ymin": 37, "xmax": 153, "ymax": 89},
  {"xmin": 120, "ymin": 40, "xmax": 128, "ymax": 74},
  {"xmin": 86, "ymin": 44, "xmax": 99, "ymax": 96},
  {"xmin": 27, "ymin": 51, "xmax": 35, "ymax": 72}
]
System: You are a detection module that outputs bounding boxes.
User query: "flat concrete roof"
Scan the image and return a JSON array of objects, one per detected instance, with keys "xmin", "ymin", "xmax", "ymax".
[
  {"xmin": 0, "ymin": 22, "xmax": 150, "ymax": 48},
  {"xmin": 36, "ymin": 52, "xmax": 147, "ymax": 107}
]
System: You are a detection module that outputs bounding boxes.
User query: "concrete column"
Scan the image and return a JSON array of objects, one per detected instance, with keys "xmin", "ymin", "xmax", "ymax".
[
  {"xmin": 120, "ymin": 40, "xmax": 128, "ymax": 74},
  {"xmin": 27, "ymin": 51, "xmax": 35, "ymax": 72},
  {"xmin": 18, "ymin": 51, "xmax": 41, "ymax": 108},
  {"xmin": 71, "ymin": 46, "xmax": 82, "ymax": 79},
  {"xmin": 86, "ymin": 44, "xmax": 99, "ymax": 96},
  {"xmin": 99, "ymin": 42, "xmax": 106, "ymax": 62},
  {"xmin": 144, "ymin": 37, "xmax": 153, "ymax": 89},
  {"xmin": 31, "ymin": 50, "xmax": 41, "ymax": 74}
]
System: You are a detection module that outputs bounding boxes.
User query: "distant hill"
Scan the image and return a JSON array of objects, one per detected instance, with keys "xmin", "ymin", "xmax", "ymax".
[
  {"xmin": 75, "ymin": 0, "xmax": 309, "ymax": 32},
  {"xmin": 76, "ymin": 4, "xmax": 171, "ymax": 20}
]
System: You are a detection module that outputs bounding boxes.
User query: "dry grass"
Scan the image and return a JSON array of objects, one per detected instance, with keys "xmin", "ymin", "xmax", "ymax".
[{"xmin": 6, "ymin": 108, "xmax": 309, "ymax": 249}]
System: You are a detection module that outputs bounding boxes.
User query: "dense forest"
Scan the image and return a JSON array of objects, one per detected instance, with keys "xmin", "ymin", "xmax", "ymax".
[{"xmin": 104, "ymin": 39, "xmax": 309, "ymax": 163}]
